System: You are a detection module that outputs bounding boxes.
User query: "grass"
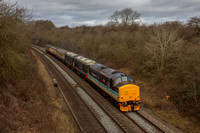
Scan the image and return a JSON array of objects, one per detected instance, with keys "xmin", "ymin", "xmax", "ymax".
[
  {"xmin": 31, "ymin": 19, "xmax": 200, "ymax": 132},
  {"xmin": 96, "ymin": 60, "xmax": 200, "ymax": 132},
  {"xmin": 0, "ymin": 51, "xmax": 54, "ymax": 132},
  {"xmin": 0, "ymin": 50, "xmax": 79, "ymax": 133},
  {"xmin": 31, "ymin": 50, "xmax": 79, "ymax": 133}
]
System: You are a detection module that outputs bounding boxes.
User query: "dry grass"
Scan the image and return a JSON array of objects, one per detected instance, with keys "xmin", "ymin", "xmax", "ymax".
[
  {"xmin": 31, "ymin": 50, "xmax": 79, "ymax": 133},
  {"xmin": 31, "ymin": 19, "xmax": 200, "ymax": 133},
  {"xmin": 0, "ymin": 51, "xmax": 54, "ymax": 133},
  {"xmin": 137, "ymin": 79, "xmax": 200, "ymax": 133},
  {"xmin": 0, "ymin": 50, "xmax": 79, "ymax": 133},
  {"xmin": 92, "ymin": 58, "xmax": 200, "ymax": 132}
]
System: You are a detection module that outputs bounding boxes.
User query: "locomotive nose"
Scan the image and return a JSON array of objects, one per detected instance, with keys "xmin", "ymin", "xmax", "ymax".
[
  {"xmin": 118, "ymin": 84, "xmax": 140, "ymax": 102},
  {"xmin": 118, "ymin": 84, "xmax": 141, "ymax": 111}
]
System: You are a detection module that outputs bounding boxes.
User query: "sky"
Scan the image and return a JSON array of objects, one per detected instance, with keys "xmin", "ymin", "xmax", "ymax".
[{"xmin": 9, "ymin": 0, "xmax": 200, "ymax": 27}]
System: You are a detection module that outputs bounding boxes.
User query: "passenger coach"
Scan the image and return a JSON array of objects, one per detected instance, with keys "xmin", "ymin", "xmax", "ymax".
[
  {"xmin": 74, "ymin": 56, "xmax": 96, "ymax": 79},
  {"xmin": 65, "ymin": 51, "xmax": 78, "ymax": 68}
]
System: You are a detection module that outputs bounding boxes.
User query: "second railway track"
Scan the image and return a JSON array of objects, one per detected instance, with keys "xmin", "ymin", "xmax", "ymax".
[{"xmin": 32, "ymin": 45, "xmax": 179, "ymax": 133}]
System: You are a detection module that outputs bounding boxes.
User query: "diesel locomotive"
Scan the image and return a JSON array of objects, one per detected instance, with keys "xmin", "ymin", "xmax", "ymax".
[{"xmin": 45, "ymin": 45, "xmax": 141, "ymax": 111}]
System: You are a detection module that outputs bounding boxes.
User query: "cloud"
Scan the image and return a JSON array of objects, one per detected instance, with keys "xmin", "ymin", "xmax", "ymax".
[{"xmin": 9, "ymin": 0, "xmax": 200, "ymax": 27}]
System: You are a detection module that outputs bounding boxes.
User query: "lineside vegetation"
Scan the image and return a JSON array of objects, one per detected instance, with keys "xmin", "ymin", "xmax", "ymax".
[
  {"xmin": 0, "ymin": 0, "xmax": 199, "ymax": 131},
  {"xmin": 0, "ymin": 0, "xmax": 30, "ymax": 85},
  {"xmin": 31, "ymin": 9, "xmax": 200, "ymax": 129},
  {"xmin": 0, "ymin": 1, "xmax": 62, "ymax": 132}
]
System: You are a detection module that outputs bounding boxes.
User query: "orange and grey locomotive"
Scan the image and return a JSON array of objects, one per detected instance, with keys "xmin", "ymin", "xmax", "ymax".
[
  {"xmin": 88, "ymin": 63, "xmax": 141, "ymax": 111},
  {"xmin": 45, "ymin": 45, "xmax": 141, "ymax": 112}
]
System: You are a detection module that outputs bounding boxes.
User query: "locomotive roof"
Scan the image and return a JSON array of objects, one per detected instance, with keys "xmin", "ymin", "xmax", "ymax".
[
  {"xmin": 90, "ymin": 63, "xmax": 126, "ymax": 80},
  {"xmin": 66, "ymin": 51, "xmax": 78, "ymax": 58},
  {"xmin": 75, "ymin": 56, "xmax": 96, "ymax": 65},
  {"xmin": 57, "ymin": 48, "xmax": 68, "ymax": 54}
]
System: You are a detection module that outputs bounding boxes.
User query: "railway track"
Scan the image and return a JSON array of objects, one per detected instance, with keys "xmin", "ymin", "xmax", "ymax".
[
  {"xmin": 125, "ymin": 112, "xmax": 164, "ymax": 133},
  {"xmin": 32, "ymin": 47, "xmax": 108, "ymax": 132},
  {"xmin": 32, "ymin": 45, "xmax": 180, "ymax": 133},
  {"xmin": 32, "ymin": 46, "xmax": 131, "ymax": 132}
]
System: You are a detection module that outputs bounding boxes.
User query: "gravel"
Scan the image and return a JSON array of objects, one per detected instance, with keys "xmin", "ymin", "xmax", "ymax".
[
  {"xmin": 126, "ymin": 112, "xmax": 161, "ymax": 133},
  {"xmin": 76, "ymin": 86, "xmax": 123, "ymax": 133}
]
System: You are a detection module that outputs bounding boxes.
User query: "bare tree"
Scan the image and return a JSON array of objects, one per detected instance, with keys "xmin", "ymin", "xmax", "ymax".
[
  {"xmin": 188, "ymin": 16, "xmax": 200, "ymax": 34},
  {"xmin": 0, "ymin": 0, "xmax": 31, "ymax": 83},
  {"xmin": 188, "ymin": 16, "xmax": 200, "ymax": 27},
  {"xmin": 120, "ymin": 8, "xmax": 140, "ymax": 26},
  {"xmin": 130, "ymin": 10, "xmax": 140, "ymax": 25},
  {"xmin": 120, "ymin": 8, "xmax": 133, "ymax": 26},
  {"xmin": 109, "ymin": 10, "xmax": 120, "ymax": 26},
  {"xmin": 108, "ymin": 8, "xmax": 140, "ymax": 27},
  {"xmin": 145, "ymin": 25, "xmax": 183, "ymax": 74}
]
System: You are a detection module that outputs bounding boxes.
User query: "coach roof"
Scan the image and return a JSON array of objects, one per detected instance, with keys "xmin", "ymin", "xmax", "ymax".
[
  {"xmin": 75, "ymin": 56, "xmax": 96, "ymax": 65},
  {"xmin": 66, "ymin": 51, "xmax": 78, "ymax": 58},
  {"xmin": 57, "ymin": 48, "xmax": 68, "ymax": 54}
]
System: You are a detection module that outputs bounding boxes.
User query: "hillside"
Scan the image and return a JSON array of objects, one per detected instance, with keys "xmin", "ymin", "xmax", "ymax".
[
  {"xmin": 0, "ymin": 0, "xmax": 200, "ymax": 132},
  {"xmin": 0, "ymin": 1, "xmax": 78, "ymax": 132},
  {"xmin": 31, "ymin": 17, "xmax": 200, "ymax": 132}
]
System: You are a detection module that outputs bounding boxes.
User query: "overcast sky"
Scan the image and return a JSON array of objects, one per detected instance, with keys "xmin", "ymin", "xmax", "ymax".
[{"xmin": 9, "ymin": 0, "xmax": 200, "ymax": 27}]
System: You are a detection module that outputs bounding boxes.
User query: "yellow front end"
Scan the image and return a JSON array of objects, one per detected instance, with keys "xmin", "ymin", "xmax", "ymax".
[{"xmin": 118, "ymin": 84, "xmax": 141, "ymax": 112}]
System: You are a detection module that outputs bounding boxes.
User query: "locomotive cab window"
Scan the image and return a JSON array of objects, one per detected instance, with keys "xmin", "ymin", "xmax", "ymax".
[
  {"xmin": 114, "ymin": 78, "xmax": 121, "ymax": 85},
  {"xmin": 128, "ymin": 76, "xmax": 135, "ymax": 83},
  {"xmin": 114, "ymin": 76, "xmax": 128, "ymax": 85},
  {"xmin": 122, "ymin": 76, "xmax": 128, "ymax": 82}
]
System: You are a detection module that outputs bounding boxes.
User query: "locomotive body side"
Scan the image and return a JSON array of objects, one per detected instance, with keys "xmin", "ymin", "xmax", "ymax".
[
  {"xmin": 87, "ymin": 74, "xmax": 119, "ymax": 101},
  {"xmin": 88, "ymin": 65, "xmax": 118, "ymax": 101},
  {"xmin": 88, "ymin": 63, "xmax": 141, "ymax": 111}
]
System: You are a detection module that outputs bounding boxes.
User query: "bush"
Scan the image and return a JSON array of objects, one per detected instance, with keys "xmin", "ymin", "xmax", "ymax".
[{"xmin": 0, "ymin": 1, "xmax": 31, "ymax": 86}]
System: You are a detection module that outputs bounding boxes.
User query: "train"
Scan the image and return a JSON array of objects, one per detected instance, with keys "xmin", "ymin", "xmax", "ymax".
[{"xmin": 45, "ymin": 44, "xmax": 141, "ymax": 111}]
